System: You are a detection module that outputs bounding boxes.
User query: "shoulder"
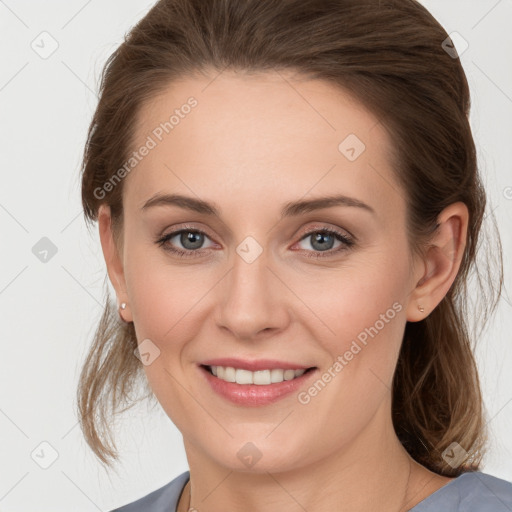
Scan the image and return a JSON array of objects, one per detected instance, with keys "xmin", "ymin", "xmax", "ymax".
[
  {"xmin": 108, "ymin": 470, "xmax": 190, "ymax": 512},
  {"xmin": 411, "ymin": 471, "xmax": 512, "ymax": 511}
]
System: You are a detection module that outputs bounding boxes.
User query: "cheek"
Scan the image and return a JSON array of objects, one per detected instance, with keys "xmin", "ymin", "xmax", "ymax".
[
  {"xmin": 296, "ymin": 260, "xmax": 407, "ymax": 396},
  {"xmin": 124, "ymin": 254, "xmax": 205, "ymax": 427},
  {"xmin": 124, "ymin": 247, "xmax": 208, "ymax": 341},
  {"xmin": 291, "ymin": 274, "xmax": 406, "ymax": 446},
  {"xmin": 300, "ymin": 266, "xmax": 403, "ymax": 342}
]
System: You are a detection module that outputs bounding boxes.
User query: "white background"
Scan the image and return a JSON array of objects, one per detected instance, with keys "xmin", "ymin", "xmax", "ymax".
[{"xmin": 0, "ymin": 1, "xmax": 511, "ymax": 510}]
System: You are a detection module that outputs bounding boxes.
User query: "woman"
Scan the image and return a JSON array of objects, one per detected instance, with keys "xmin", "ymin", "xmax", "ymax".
[{"xmin": 77, "ymin": 0, "xmax": 512, "ymax": 510}]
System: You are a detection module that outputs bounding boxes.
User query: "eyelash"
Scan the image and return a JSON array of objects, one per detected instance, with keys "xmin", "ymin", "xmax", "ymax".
[{"xmin": 155, "ymin": 225, "xmax": 355, "ymax": 259}]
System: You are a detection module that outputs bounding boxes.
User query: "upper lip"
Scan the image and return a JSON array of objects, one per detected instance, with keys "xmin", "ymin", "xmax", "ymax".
[{"xmin": 200, "ymin": 358, "xmax": 316, "ymax": 372}]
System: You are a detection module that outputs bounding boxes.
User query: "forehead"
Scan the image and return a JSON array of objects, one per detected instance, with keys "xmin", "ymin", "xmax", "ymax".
[{"xmin": 125, "ymin": 70, "xmax": 404, "ymax": 222}]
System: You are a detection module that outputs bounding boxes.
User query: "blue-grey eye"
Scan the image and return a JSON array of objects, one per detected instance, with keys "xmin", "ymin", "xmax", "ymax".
[
  {"xmin": 298, "ymin": 231, "xmax": 343, "ymax": 252},
  {"xmin": 178, "ymin": 231, "xmax": 204, "ymax": 250}
]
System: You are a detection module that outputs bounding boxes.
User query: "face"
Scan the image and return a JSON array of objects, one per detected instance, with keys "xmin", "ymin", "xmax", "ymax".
[{"xmin": 102, "ymin": 70, "xmax": 427, "ymax": 473}]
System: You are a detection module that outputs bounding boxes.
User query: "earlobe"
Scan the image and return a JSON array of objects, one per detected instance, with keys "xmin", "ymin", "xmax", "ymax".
[
  {"xmin": 406, "ymin": 202, "xmax": 468, "ymax": 322},
  {"xmin": 97, "ymin": 204, "xmax": 131, "ymax": 321}
]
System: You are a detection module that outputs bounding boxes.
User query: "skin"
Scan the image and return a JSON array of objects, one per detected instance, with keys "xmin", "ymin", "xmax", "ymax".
[{"xmin": 98, "ymin": 69, "xmax": 468, "ymax": 512}]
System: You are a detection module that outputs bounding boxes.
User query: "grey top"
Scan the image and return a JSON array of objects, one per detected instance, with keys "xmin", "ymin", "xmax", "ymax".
[{"xmin": 109, "ymin": 470, "xmax": 512, "ymax": 511}]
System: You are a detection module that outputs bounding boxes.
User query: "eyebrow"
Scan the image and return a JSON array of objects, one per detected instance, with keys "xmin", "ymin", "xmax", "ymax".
[{"xmin": 140, "ymin": 192, "xmax": 375, "ymax": 218}]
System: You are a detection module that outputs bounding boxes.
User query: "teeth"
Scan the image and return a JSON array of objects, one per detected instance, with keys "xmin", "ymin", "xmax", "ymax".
[{"xmin": 209, "ymin": 366, "xmax": 307, "ymax": 385}]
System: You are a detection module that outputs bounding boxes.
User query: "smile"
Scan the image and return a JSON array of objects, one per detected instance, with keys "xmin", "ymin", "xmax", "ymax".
[
  {"xmin": 207, "ymin": 365, "xmax": 311, "ymax": 385},
  {"xmin": 199, "ymin": 364, "xmax": 318, "ymax": 406}
]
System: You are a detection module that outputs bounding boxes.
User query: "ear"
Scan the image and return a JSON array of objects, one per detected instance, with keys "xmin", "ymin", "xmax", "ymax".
[
  {"xmin": 406, "ymin": 201, "xmax": 469, "ymax": 322},
  {"xmin": 98, "ymin": 204, "xmax": 133, "ymax": 322}
]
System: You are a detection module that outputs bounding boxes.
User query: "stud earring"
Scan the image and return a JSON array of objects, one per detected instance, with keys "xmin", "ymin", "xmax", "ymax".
[
  {"xmin": 418, "ymin": 304, "xmax": 425, "ymax": 313},
  {"xmin": 118, "ymin": 302, "xmax": 129, "ymax": 323}
]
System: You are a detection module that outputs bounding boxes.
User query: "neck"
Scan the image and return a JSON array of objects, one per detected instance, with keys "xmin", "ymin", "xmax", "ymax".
[{"xmin": 179, "ymin": 400, "xmax": 425, "ymax": 512}]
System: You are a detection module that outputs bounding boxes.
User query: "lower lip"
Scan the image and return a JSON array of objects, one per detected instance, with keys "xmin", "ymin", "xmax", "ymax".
[{"xmin": 198, "ymin": 365, "xmax": 318, "ymax": 406}]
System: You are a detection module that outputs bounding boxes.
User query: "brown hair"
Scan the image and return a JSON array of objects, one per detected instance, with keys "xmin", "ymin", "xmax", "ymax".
[{"xmin": 78, "ymin": 0, "xmax": 504, "ymax": 476}]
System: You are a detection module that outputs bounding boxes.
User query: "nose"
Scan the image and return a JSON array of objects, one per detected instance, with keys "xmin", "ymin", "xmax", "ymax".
[{"xmin": 214, "ymin": 246, "xmax": 290, "ymax": 341}]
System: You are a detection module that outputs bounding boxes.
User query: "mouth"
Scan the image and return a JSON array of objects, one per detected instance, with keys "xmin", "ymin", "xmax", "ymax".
[
  {"xmin": 198, "ymin": 364, "xmax": 319, "ymax": 406},
  {"xmin": 200, "ymin": 364, "xmax": 317, "ymax": 385}
]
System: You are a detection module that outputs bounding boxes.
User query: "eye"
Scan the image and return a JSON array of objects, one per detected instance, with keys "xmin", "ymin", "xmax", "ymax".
[
  {"xmin": 155, "ymin": 226, "xmax": 216, "ymax": 258},
  {"xmin": 293, "ymin": 227, "xmax": 355, "ymax": 258}
]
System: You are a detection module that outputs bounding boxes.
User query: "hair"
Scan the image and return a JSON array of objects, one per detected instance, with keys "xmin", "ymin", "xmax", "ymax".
[{"xmin": 77, "ymin": 0, "xmax": 504, "ymax": 477}]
